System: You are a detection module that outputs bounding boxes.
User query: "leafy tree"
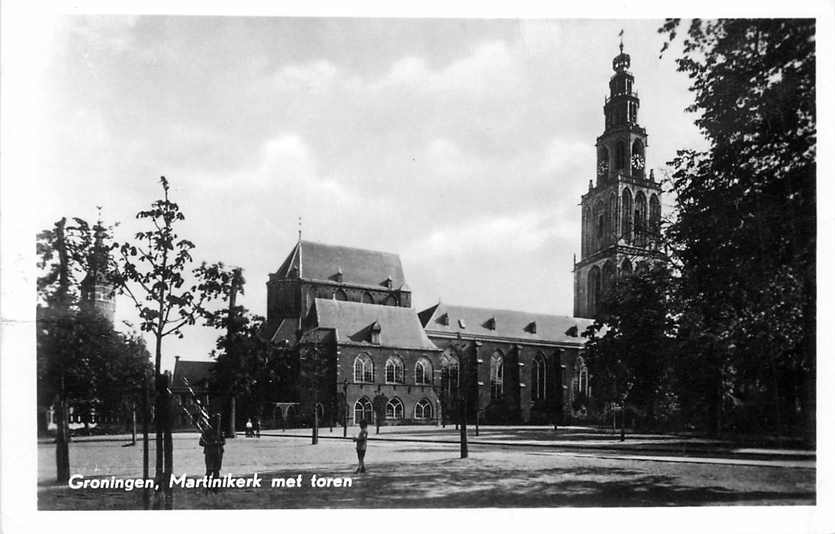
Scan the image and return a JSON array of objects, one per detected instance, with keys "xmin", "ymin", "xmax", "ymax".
[
  {"xmin": 112, "ymin": 176, "xmax": 227, "ymax": 505},
  {"xmin": 659, "ymin": 19, "xmax": 815, "ymax": 440},
  {"xmin": 205, "ymin": 268, "xmax": 280, "ymax": 437},
  {"xmin": 37, "ymin": 216, "xmax": 151, "ymax": 482},
  {"xmin": 583, "ymin": 265, "xmax": 675, "ymax": 431}
]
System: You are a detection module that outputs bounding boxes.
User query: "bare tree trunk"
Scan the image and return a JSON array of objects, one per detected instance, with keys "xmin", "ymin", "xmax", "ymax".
[
  {"xmin": 142, "ymin": 372, "xmax": 150, "ymax": 509},
  {"xmin": 228, "ymin": 396, "xmax": 236, "ymax": 438},
  {"xmin": 131, "ymin": 402, "xmax": 137, "ymax": 446},
  {"xmin": 54, "ymin": 219, "xmax": 71, "ymax": 484},
  {"xmin": 55, "ymin": 393, "xmax": 70, "ymax": 483}
]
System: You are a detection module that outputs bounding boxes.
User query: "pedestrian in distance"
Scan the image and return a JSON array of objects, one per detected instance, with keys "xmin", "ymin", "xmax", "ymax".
[
  {"xmin": 245, "ymin": 418, "xmax": 253, "ymax": 438},
  {"xmin": 200, "ymin": 415, "xmax": 226, "ymax": 492},
  {"xmin": 353, "ymin": 419, "xmax": 368, "ymax": 474},
  {"xmin": 254, "ymin": 416, "xmax": 261, "ymax": 438}
]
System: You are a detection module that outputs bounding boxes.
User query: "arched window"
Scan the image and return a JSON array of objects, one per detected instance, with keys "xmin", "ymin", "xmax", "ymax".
[
  {"xmin": 634, "ymin": 191, "xmax": 648, "ymax": 246},
  {"xmin": 636, "ymin": 261, "xmax": 649, "ymax": 274},
  {"xmin": 576, "ymin": 357, "xmax": 589, "ymax": 398},
  {"xmin": 649, "ymin": 194, "xmax": 661, "ymax": 238},
  {"xmin": 587, "ymin": 266, "xmax": 601, "ymax": 316},
  {"xmin": 621, "ymin": 188, "xmax": 633, "ymax": 244},
  {"xmin": 353, "ymin": 354, "xmax": 374, "ymax": 383},
  {"xmin": 385, "ymin": 356, "xmax": 404, "ymax": 384},
  {"xmin": 615, "ymin": 141, "xmax": 626, "ymax": 170},
  {"xmin": 334, "ymin": 289, "xmax": 348, "ymax": 301},
  {"xmin": 621, "ymin": 258, "xmax": 633, "ymax": 277},
  {"xmin": 414, "ymin": 358, "xmax": 432, "ymax": 385},
  {"xmin": 582, "ymin": 206, "xmax": 590, "ymax": 256},
  {"xmin": 593, "ymin": 200, "xmax": 605, "ymax": 244},
  {"xmin": 385, "ymin": 397, "xmax": 404, "ymax": 420},
  {"xmin": 383, "ymin": 294, "xmax": 398, "ymax": 306},
  {"xmin": 354, "ymin": 397, "xmax": 373, "ymax": 425},
  {"xmin": 602, "ymin": 260, "xmax": 616, "ymax": 296},
  {"xmin": 414, "ymin": 398, "xmax": 433, "ymax": 420},
  {"xmin": 598, "ymin": 146, "xmax": 609, "ymax": 176},
  {"xmin": 440, "ymin": 350, "xmax": 460, "ymax": 395},
  {"xmin": 608, "ymin": 192, "xmax": 618, "ymax": 243},
  {"xmin": 490, "ymin": 352, "xmax": 504, "ymax": 400},
  {"xmin": 532, "ymin": 353, "xmax": 547, "ymax": 401},
  {"xmin": 361, "ymin": 292, "xmax": 375, "ymax": 304}
]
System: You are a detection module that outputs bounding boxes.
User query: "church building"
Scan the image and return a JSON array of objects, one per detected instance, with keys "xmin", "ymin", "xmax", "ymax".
[{"xmin": 173, "ymin": 41, "xmax": 661, "ymax": 429}]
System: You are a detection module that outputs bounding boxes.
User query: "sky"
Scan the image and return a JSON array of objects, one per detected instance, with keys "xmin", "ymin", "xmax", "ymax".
[{"xmin": 34, "ymin": 17, "xmax": 708, "ymax": 369}]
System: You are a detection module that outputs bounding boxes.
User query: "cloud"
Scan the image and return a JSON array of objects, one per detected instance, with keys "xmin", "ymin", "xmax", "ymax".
[
  {"xmin": 273, "ymin": 60, "xmax": 341, "ymax": 93},
  {"xmin": 374, "ymin": 41, "xmax": 519, "ymax": 98}
]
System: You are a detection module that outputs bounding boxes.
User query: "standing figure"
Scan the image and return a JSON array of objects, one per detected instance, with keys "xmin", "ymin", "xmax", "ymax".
[
  {"xmin": 254, "ymin": 416, "xmax": 261, "ymax": 438},
  {"xmin": 199, "ymin": 415, "xmax": 226, "ymax": 490},
  {"xmin": 353, "ymin": 420, "xmax": 368, "ymax": 474},
  {"xmin": 245, "ymin": 418, "xmax": 253, "ymax": 438}
]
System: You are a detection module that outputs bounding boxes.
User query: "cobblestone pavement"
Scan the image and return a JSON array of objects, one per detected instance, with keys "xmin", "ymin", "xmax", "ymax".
[{"xmin": 38, "ymin": 430, "xmax": 814, "ymax": 510}]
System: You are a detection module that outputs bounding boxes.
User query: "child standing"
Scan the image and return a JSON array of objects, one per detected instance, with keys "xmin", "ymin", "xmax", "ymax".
[{"xmin": 353, "ymin": 420, "xmax": 368, "ymax": 473}]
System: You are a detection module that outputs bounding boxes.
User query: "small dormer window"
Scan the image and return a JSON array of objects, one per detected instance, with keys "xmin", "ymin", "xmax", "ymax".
[
  {"xmin": 484, "ymin": 317, "xmax": 496, "ymax": 330},
  {"xmin": 335, "ymin": 267, "xmax": 343, "ymax": 283},
  {"xmin": 458, "ymin": 319, "xmax": 466, "ymax": 329},
  {"xmin": 438, "ymin": 313, "xmax": 449, "ymax": 326},
  {"xmin": 565, "ymin": 325, "xmax": 578, "ymax": 337},
  {"xmin": 370, "ymin": 321, "xmax": 382, "ymax": 344},
  {"xmin": 384, "ymin": 276, "xmax": 393, "ymax": 289},
  {"xmin": 526, "ymin": 321, "xmax": 537, "ymax": 334}
]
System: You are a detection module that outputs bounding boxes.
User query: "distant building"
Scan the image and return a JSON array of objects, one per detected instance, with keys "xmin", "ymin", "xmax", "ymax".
[{"xmin": 80, "ymin": 220, "xmax": 116, "ymax": 324}]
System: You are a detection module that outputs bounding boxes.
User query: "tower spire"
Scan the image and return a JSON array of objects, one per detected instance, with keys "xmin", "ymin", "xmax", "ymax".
[
  {"xmin": 619, "ymin": 28, "xmax": 624, "ymax": 53},
  {"xmin": 298, "ymin": 216, "xmax": 302, "ymax": 242}
]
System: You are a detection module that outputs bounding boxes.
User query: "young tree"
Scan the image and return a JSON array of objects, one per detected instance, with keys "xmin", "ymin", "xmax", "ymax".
[
  {"xmin": 659, "ymin": 19, "xmax": 815, "ymax": 440},
  {"xmin": 112, "ymin": 177, "xmax": 227, "ymax": 506}
]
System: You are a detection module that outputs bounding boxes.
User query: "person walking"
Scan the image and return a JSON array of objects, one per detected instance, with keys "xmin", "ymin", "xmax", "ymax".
[
  {"xmin": 353, "ymin": 420, "xmax": 368, "ymax": 474},
  {"xmin": 245, "ymin": 418, "xmax": 253, "ymax": 438}
]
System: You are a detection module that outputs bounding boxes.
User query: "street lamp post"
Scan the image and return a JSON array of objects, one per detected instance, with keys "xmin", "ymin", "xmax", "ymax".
[
  {"xmin": 342, "ymin": 378, "xmax": 348, "ymax": 438},
  {"xmin": 459, "ymin": 391, "xmax": 468, "ymax": 458},
  {"xmin": 474, "ymin": 343, "xmax": 483, "ymax": 437}
]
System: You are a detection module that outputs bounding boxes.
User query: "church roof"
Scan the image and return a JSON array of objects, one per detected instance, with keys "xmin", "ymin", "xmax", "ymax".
[
  {"xmin": 419, "ymin": 303, "xmax": 593, "ymax": 347},
  {"xmin": 172, "ymin": 359, "xmax": 214, "ymax": 392},
  {"xmin": 307, "ymin": 298, "xmax": 438, "ymax": 351},
  {"xmin": 274, "ymin": 240, "xmax": 408, "ymax": 290}
]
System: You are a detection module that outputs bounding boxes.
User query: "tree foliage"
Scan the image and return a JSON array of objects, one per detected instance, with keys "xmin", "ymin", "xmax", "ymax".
[
  {"xmin": 659, "ymin": 19, "xmax": 815, "ymax": 437},
  {"xmin": 583, "ymin": 266, "xmax": 676, "ymax": 428},
  {"xmin": 36, "ymin": 217, "xmax": 151, "ymax": 416},
  {"xmin": 582, "ymin": 20, "xmax": 815, "ymax": 440}
]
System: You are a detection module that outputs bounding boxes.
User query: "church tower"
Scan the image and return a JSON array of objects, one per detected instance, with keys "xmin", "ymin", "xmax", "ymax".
[
  {"xmin": 573, "ymin": 37, "xmax": 663, "ymax": 318},
  {"xmin": 80, "ymin": 217, "xmax": 116, "ymax": 324}
]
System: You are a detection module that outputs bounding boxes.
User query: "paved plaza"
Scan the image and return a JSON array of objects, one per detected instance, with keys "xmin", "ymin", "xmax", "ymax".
[{"xmin": 38, "ymin": 426, "xmax": 815, "ymax": 509}]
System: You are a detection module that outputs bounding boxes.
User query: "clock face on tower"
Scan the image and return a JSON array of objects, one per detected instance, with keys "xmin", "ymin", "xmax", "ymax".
[
  {"xmin": 598, "ymin": 159, "xmax": 609, "ymax": 175},
  {"xmin": 631, "ymin": 153, "xmax": 645, "ymax": 171}
]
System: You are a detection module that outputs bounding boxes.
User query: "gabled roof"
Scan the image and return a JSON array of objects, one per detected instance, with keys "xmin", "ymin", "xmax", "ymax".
[
  {"xmin": 172, "ymin": 359, "xmax": 214, "ymax": 392},
  {"xmin": 310, "ymin": 298, "xmax": 438, "ymax": 350},
  {"xmin": 419, "ymin": 303, "xmax": 594, "ymax": 346},
  {"xmin": 274, "ymin": 240, "xmax": 408, "ymax": 290},
  {"xmin": 262, "ymin": 317, "xmax": 300, "ymax": 346}
]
